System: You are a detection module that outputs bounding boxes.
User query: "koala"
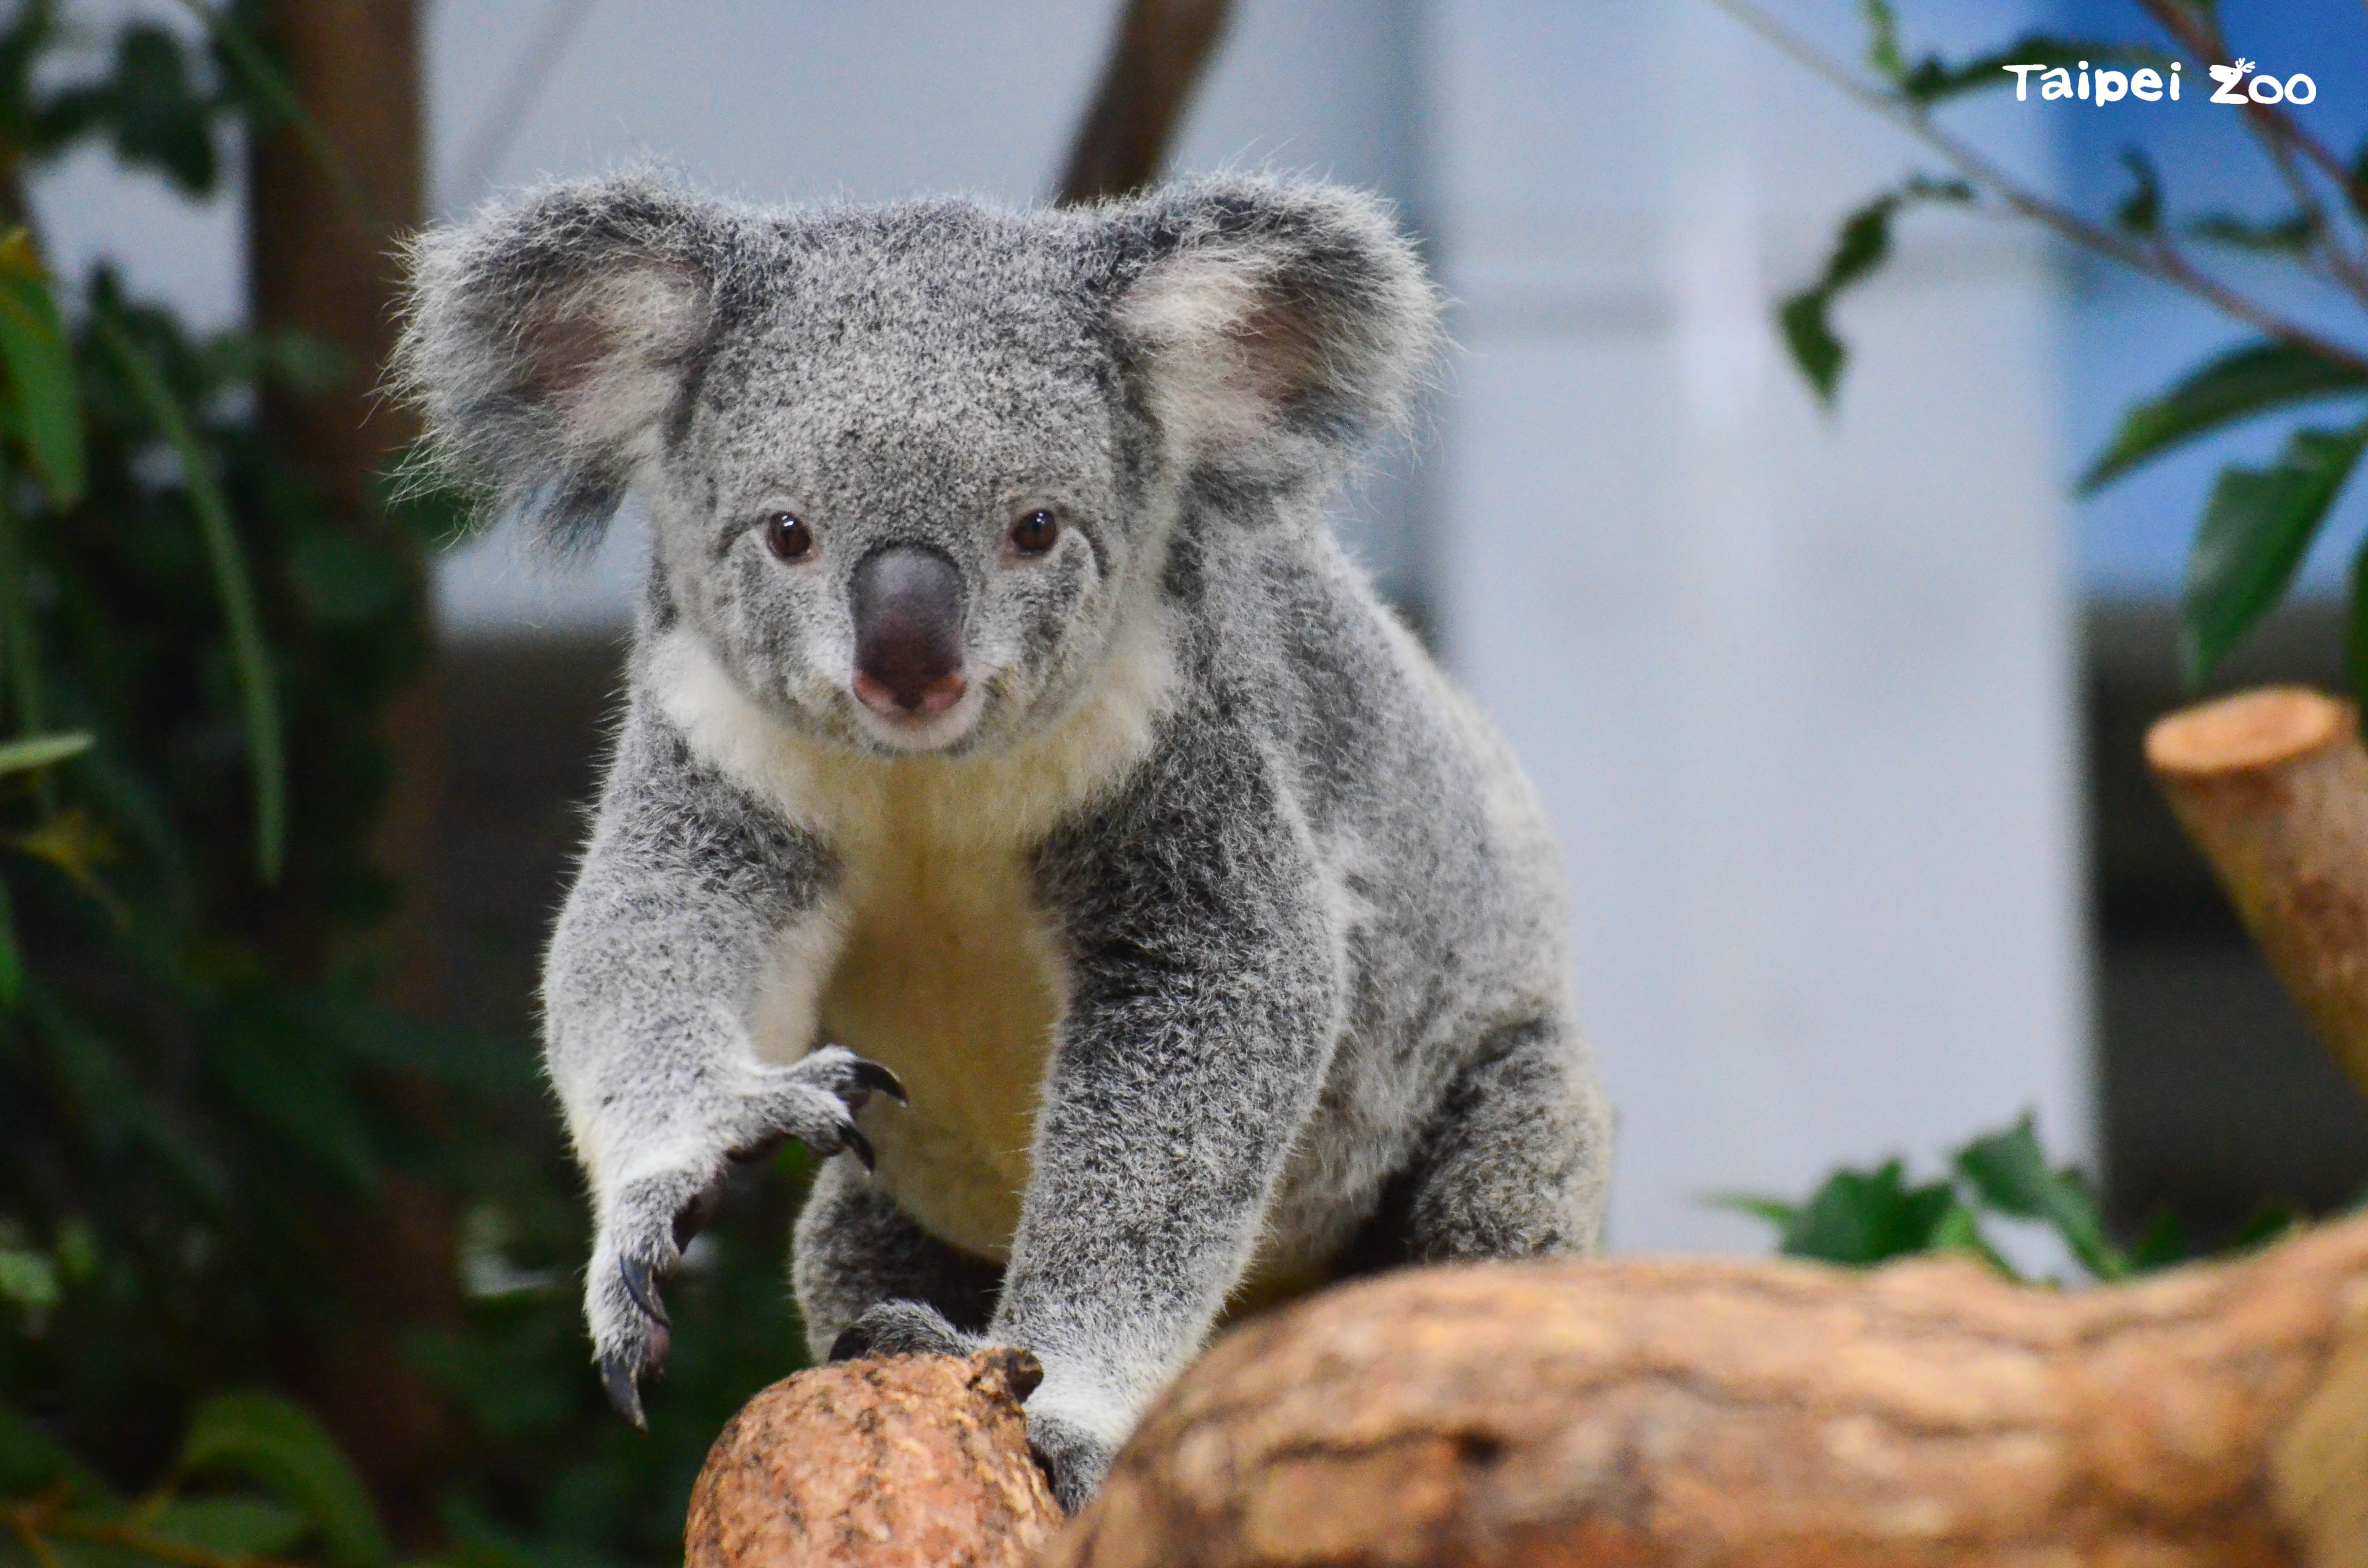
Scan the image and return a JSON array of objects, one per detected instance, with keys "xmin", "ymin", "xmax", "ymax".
[{"xmin": 395, "ymin": 170, "xmax": 1610, "ymax": 1510}]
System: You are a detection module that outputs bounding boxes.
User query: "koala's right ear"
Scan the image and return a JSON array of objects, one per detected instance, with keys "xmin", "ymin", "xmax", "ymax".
[{"xmin": 392, "ymin": 173, "xmax": 735, "ymax": 552}]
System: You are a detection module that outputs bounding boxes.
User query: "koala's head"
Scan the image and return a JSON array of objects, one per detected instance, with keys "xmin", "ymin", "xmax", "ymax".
[{"xmin": 396, "ymin": 172, "xmax": 1439, "ymax": 756}]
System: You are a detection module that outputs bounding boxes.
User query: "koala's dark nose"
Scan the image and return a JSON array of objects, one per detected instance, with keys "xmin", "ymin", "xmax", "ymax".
[{"xmin": 850, "ymin": 545, "xmax": 967, "ymax": 718}]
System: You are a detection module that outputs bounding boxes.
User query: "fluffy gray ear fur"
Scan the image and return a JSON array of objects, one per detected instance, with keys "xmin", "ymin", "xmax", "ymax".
[
  {"xmin": 1099, "ymin": 177, "xmax": 1444, "ymax": 499},
  {"xmin": 392, "ymin": 173, "xmax": 735, "ymax": 552}
]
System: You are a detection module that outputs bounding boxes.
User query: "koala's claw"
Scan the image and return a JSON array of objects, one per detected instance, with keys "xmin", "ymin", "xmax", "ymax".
[
  {"xmin": 852, "ymin": 1060, "xmax": 908, "ymax": 1104},
  {"xmin": 844, "ymin": 1122, "xmax": 877, "ymax": 1172},
  {"xmin": 618, "ymin": 1257, "xmax": 670, "ymax": 1328},
  {"xmin": 602, "ymin": 1352, "xmax": 648, "ymax": 1428}
]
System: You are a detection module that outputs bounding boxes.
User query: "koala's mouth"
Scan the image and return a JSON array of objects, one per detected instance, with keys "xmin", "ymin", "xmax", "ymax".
[{"xmin": 846, "ymin": 671, "xmax": 991, "ymax": 754}]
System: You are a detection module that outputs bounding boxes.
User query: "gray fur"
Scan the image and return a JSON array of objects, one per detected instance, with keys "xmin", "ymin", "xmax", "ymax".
[{"xmin": 394, "ymin": 170, "xmax": 1611, "ymax": 1510}]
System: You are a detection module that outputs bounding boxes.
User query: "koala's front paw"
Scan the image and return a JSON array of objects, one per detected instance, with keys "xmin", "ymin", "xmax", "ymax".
[
  {"xmin": 1025, "ymin": 1404, "xmax": 1119, "ymax": 1515},
  {"xmin": 826, "ymin": 1299, "xmax": 982, "ymax": 1362},
  {"xmin": 592, "ymin": 1046, "xmax": 905, "ymax": 1425},
  {"xmin": 1009, "ymin": 1367, "xmax": 1130, "ymax": 1514}
]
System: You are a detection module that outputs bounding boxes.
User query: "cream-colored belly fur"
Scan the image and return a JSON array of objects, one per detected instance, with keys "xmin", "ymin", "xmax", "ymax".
[
  {"xmin": 648, "ymin": 616, "xmax": 1177, "ymax": 1265},
  {"xmin": 817, "ymin": 831, "xmax": 1065, "ymax": 1260}
]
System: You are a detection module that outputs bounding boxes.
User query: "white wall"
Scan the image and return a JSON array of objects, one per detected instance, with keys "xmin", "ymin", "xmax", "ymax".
[{"xmin": 1428, "ymin": 0, "xmax": 2087, "ymax": 1251}]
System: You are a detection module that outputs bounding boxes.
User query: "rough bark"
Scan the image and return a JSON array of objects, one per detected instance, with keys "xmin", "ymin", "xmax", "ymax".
[
  {"xmin": 1045, "ymin": 1217, "xmax": 2368, "ymax": 1568},
  {"xmin": 2147, "ymin": 685, "xmax": 2368, "ymax": 1098},
  {"xmin": 244, "ymin": 3, "xmax": 457, "ymax": 1540},
  {"xmin": 1055, "ymin": 0, "xmax": 1231, "ymax": 204},
  {"xmin": 686, "ymin": 1350, "xmax": 1062, "ymax": 1568},
  {"xmin": 246, "ymin": 0, "xmax": 444, "ymax": 1009}
]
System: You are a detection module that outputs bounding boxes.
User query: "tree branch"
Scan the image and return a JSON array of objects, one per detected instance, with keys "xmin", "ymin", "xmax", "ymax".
[
  {"xmin": 1055, "ymin": 0, "xmax": 1230, "ymax": 206},
  {"xmin": 1706, "ymin": 0, "xmax": 2368, "ymax": 380}
]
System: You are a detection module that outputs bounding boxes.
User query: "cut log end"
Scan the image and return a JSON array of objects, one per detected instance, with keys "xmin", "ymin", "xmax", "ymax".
[
  {"xmin": 684, "ymin": 1349, "xmax": 1061, "ymax": 1568},
  {"xmin": 2145, "ymin": 685, "xmax": 2355, "ymax": 779}
]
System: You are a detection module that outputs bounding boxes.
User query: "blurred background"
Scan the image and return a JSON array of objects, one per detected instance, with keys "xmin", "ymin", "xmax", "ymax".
[{"xmin": 8, "ymin": 0, "xmax": 2368, "ymax": 1562}]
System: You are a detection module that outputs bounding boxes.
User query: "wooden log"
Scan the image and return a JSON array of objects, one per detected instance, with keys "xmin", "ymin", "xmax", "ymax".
[
  {"xmin": 2146, "ymin": 685, "xmax": 2368, "ymax": 1099},
  {"xmin": 684, "ymin": 1349, "xmax": 1062, "ymax": 1568},
  {"xmin": 1047, "ymin": 1217, "xmax": 2368, "ymax": 1568}
]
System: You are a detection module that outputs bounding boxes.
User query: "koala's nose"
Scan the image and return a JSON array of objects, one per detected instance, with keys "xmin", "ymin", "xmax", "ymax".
[{"xmin": 850, "ymin": 544, "xmax": 967, "ymax": 718}]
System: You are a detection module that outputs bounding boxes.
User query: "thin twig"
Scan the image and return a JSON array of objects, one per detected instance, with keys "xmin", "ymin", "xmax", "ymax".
[
  {"xmin": 2132, "ymin": 0, "xmax": 2361, "ymax": 207},
  {"xmin": 451, "ymin": 0, "xmax": 600, "ymax": 199},
  {"xmin": 1704, "ymin": 0, "xmax": 2368, "ymax": 379}
]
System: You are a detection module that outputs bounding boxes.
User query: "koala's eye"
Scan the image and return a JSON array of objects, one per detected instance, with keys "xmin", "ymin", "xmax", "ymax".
[
  {"xmin": 762, "ymin": 513, "xmax": 815, "ymax": 562},
  {"xmin": 1009, "ymin": 509, "xmax": 1059, "ymax": 556}
]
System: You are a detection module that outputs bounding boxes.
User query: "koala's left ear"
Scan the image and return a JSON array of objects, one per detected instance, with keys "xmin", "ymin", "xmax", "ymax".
[
  {"xmin": 392, "ymin": 172, "xmax": 737, "ymax": 552},
  {"xmin": 1099, "ymin": 178, "xmax": 1443, "ymax": 489}
]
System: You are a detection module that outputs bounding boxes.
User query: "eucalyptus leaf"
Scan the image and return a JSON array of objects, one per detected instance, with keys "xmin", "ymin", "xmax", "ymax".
[
  {"xmin": 1954, "ymin": 1114, "xmax": 2123, "ymax": 1279},
  {"xmin": 93, "ymin": 314, "xmax": 282, "ymax": 882},
  {"xmin": 176, "ymin": 1393, "xmax": 391, "ymax": 1568},
  {"xmin": 1775, "ymin": 1159, "xmax": 1960, "ymax": 1265},
  {"xmin": 141, "ymin": 1497, "xmax": 308, "ymax": 1559},
  {"xmin": 2350, "ymin": 538, "xmax": 2368, "ymax": 703},
  {"xmin": 2181, "ymin": 418, "xmax": 2368, "ymax": 687},
  {"xmin": 0, "ymin": 730, "xmax": 91, "ymax": 775},
  {"xmin": 2083, "ymin": 340, "xmax": 2368, "ymax": 493},
  {"xmin": 0, "ymin": 876, "xmax": 18, "ymax": 1008},
  {"xmin": 0, "ymin": 231, "xmax": 84, "ymax": 506},
  {"xmin": 1777, "ymin": 176, "xmax": 1972, "ymax": 405}
]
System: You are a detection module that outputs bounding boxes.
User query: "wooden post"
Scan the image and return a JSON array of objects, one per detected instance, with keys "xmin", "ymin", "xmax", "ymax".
[{"xmin": 2146, "ymin": 686, "xmax": 2368, "ymax": 1100}]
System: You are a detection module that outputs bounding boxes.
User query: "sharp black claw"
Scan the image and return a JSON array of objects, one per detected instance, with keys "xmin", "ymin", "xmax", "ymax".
[
  {"xmin": 853, "ymin": 1060, "xmax": 908, "ymax": 1104},
  {"xmin": 603, "ymin": 1355, "xmax": 647, "ymax": 1428},
  {"xmin": 827, "ymin": 1321, "xmax": 877, "ymax": 1363},
  {"xmin": 619, "ymin": 1258, "xmax": 670, "ymax": 1328},
  {"xmin": 844, "ymin": 1123, "xmax": 876, "ymax": 1173}
]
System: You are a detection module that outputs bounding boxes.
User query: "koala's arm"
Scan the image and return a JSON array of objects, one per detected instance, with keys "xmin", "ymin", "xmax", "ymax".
[
  {"xmin": 995, "ymin": 728, "xmax": 1340, "ymax": 1503},
  {"xmin": 546, "ymin": 707, "xmax": 893, "ymax": 1421}
]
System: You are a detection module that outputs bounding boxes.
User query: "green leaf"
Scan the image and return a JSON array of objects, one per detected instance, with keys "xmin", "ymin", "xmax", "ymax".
[
  {"xmin": 105, "ymin": 23, "xmax": 219, "ymax": 196},
  {"xmin": 1954, "ymin": 1114, "xmax": 2124, "ymax": 1279},
  {"xmin": 2350, "ymin": 537, "xmax": 2368, "ymax": 704},
  {"xmin": 92, "ymin": 314, "xmax": 283, "ymax": 882},
  {"xmin": 1706, "ymin": 1193, "xmax": 1798, "ymax": 1230},
  {"xmin": 0, "ymin": 730, "xmax": 91, "ymax": 775},
  {"xmin": 176, "ymin": 0, "xmax": 373, "ymax": 228},
  {"xmin": 0, "ymin": 1400, "xmax": 108, "ymax": 1502},
  {"xmin": 1924, "ymin": 1200, "xmax": 2018, "ymax": 1277},
  {"xmin": 0, "ymin": 877, "xmax": 18, "ymax": 1008},
  {"xmin": 2232, "ymin": 1201, "xmax": 2303, "ymax": 1251},
  {"xmin": 287, "ymin": 532, "xmax": 405, "ymax": 627},
  {"xmin": 2181, "ymin": 418, "xmax": 2368, "ymax": 687},
  {"xmin": 176, "ymin": 1393, "xmax": 390, "ymax": 1568},
  {"xmin": 2189, "ymin": 210, "xmax": 2320, "ymax": 255},
  {"xmin": 1777, "ymin": 177, "xmax": 1973, "ymax": 405},
  {"xmin": 1899, "ymin": 36, "xmax": 2173, "ymax": 105},
  {"xmin": 0, "ymin": 231, "xmax": 84, "ymax": 506},
  {"xmin": 142, "ymin": 1498, "xmax": 308, "ymax": 1559},
  {"xmin": 292, "ymin": 987, "xmax": 535, "ymax": 1095},
  {"xmin": 2083, "ymin": 340, "xmax": 2368, "ymax": 493},
  {"xmin": 0, "ymin": 1245, "xmax": 58, "ymax": 1309},
  {"xmin": 2126, "ymin": 1209, "xmax": 2188, "ymax": 1272},
  {"xmin": 1862, "ymin": 0, "xmax": 1904, "ymax": 83},
  {"xmin": 1776, "ymin": 1159, "xmax": 1960, "ymax": 1266},
  {"xmin": 2115, "ymin": 147, "xmax": 2160, "ymax": 236},
  {"xmin": 209, "ymin": 1006, "xmax": 378, "ymax": 1190}
]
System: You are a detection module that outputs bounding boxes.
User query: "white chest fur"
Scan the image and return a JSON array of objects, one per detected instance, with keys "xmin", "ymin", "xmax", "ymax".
[{"xmin": 648, "ymin": 623, "xmax": 1175, "ymax": 1261}]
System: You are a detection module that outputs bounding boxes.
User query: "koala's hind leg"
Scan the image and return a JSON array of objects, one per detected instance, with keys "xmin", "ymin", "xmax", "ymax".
[
  {"xmin": 1346, "ymin": 1018, "xmax": 1612, "ymax": 1271},
  {"xmin": 790, "ymin": 1157, "xmax": 1005, "ymax": 1362}
]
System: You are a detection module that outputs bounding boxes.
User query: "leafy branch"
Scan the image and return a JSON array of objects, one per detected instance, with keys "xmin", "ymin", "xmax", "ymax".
[{"xmin": 1721, "ymin": 0, "xmax": 2368, "ymax": 690}]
